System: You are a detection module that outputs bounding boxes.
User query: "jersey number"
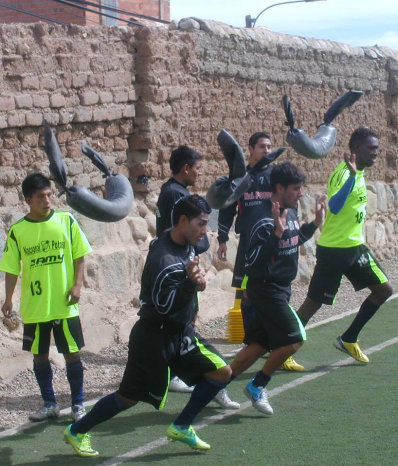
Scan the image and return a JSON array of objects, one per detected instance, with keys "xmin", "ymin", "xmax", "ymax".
[
  {"xmin": 355, "ymin": 212, "xmax": 364, "ymax": 223},
  {"xmin": 30, "ymin": 280, "xmax": 42, "ymax": 296}
]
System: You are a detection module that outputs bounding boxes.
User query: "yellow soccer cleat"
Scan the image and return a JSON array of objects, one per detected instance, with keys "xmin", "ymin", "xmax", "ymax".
[
  {"xmin": 333, "ymin": 336, "xmax": 369, "ymax": 363},
  {"xmin": 64, "ymin": 424, "xmax": 99, "ymax": 457},
  {"xmin": 280, "ymin": 355, "xmax": 305, "ymax": 371},
  {"xmin": 166, "ymin": 423, "xmax": 210, "ymax": 450}
]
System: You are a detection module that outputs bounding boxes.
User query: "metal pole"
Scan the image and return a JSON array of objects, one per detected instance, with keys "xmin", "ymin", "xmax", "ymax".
[{"xmin": 247, "ymin": 0, "xmax": 325, "ymax": 28}]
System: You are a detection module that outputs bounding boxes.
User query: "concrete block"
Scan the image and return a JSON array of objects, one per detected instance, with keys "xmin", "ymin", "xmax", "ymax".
[
  {"xmin": 75, "ymin": 214, "xmax": 106, "ymax": 247},
  {"xmin": 0, "ymin": 96, "xmax": 15, "ymax": 111},
  {"xmin": 21, "ymin": 75, "xmax": 40, "ymax": 90},
  {"xmin": 40, "ymin": 76, "xmax": 57, "ymax": 90},
  {"xmin": 100, "ymin": 250, "xmax": 128, "ymax": 294},
  {"xmin": 122, "ymin": 105, "xmax": 135, "ymax": 118},
  {"xmin": 127, "ymin": 216, "xmax": 149, "ymax": 244},
  {"xmin": 50, "ymin": 94, "xmax": 66, "ymax": 108},
  {"xmin": 80, "ymin": 91, "xmax": 99, "ymax": 106},
  {"xmin": 73, "ymin": 107, "xmax": 93, "ymax": 123},
  {"xmin": 98, "ymin": 91, "xmax": 113, "ymax": 104},
  {"xmin": 8, "ymin": 113, "xmax": 26, "ymax": 128},
  {"xmin": 25, "ymin": 112, "xmax": 43, "ymax": 126},
  {"xmin": 15, "ymin": 94, "xmax": 33, "ymax": 109},
  {"xmin": 366, "ymin": 189, "xmax": 377, "ymax": 216},
  {"xmin": 72, "ymin": 73, "xmax": 88, "ymax": 88},
  {"xmin": 32, "ymin": 93, "xmax": 50, "ymax": 108}
]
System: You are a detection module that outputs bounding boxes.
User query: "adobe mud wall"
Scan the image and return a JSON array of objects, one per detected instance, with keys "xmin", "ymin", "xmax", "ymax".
[{"xmin": 0, "ymin": 20, "xmax": 397, "ymax": 379}]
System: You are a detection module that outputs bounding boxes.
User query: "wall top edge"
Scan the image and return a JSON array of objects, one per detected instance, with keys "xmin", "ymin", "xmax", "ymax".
[
  {"xmin": 168, "ymin": 17, "xmax": 398, "ymax": 61},
  {"xmin": 1, "ymin": 19, "xmax": 397, "ymax": 62}
]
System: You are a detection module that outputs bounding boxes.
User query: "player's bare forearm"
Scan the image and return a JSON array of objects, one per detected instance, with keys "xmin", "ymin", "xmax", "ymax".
[
  {"xmin": 67, "ymin": 256, "xmax": 85, "ymax": 305},
  {"xmin": 2, "ymin": 273, "xmax": 18, "ymax": 317}
]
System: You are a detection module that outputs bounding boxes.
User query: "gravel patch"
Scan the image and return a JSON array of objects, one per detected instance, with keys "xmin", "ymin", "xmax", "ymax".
[{"xmin": 0, "ymin": 258, "xmax": 396, "ymax": 432}]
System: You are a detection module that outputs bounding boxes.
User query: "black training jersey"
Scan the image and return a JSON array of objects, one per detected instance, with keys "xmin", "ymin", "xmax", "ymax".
[
  {"xmin": 156, "ymin": 178, "xmax": 189, "ymax": 236},
  {"xmin": 245, "ymin": 198, "xmax": 317, "ymax": 286},
  {"xmin": 156, "ymin": 177, "xmax": 209, "ymax": 254},
  {"xmin": 217, "ymin": 165, "xmax": 273, "ymax": 243},
  {"xmin": 138, "ymin": 230, "xmax": 198, "ymax": 330}
]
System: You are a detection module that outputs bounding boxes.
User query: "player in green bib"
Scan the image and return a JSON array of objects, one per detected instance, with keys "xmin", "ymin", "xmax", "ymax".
[
  {"xmin": 296, "ymin": 127, "xmax": 392, "ymax": 363},
  {"xmin": 0, "ymin": 173, "xmax": 92, "ymax": 422}
]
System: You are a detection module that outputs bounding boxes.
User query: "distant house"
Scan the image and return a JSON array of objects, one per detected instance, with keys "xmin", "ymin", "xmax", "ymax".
[{"xmin": 0, "ymin": 0, "xmax": 170, "ymax": 26}]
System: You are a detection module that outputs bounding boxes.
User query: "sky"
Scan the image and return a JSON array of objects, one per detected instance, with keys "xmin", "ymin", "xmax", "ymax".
[{"xmin": 170, "ymin": 0, "xmax": 398, "ymax": 51}]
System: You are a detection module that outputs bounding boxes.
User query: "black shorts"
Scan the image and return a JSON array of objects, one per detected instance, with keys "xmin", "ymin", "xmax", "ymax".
[
  {"xmin": 308, "ymin": 244, "xmax": 388, "ymax": 305},
  {"xmin": 23, "ymin": 317, "xmax": 84, "ymax": 354},
  {"xmin": 246, "ymin": 280, "xmax": 306, "ymax": 350},
  {"xmin": 118, "ymin": 319, "xmax": 227, "ymax": 410}
]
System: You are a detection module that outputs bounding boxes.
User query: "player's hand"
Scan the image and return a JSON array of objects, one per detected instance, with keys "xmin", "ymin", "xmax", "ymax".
[
  {"xmin": 344, "ymin": 152, "xmax": 357, "ymax": 177},
  {"xmin": 66, "ymin": 285, "xmax": 81, "ymax": 306},
  {"xmin": 186, "ymin": 257, "xmax": 206, "ymax": 292},
  {"xmin": 314, "ymin": 194, "xmax": 327, "ymax": 227},
  {"xmin": 1, "ymin": 300, "xmax": 13, "ymax": 318},
  {"xmin": 217, "ymin": 243, "xmax": 227, "ymax": 261},
  {"xmin": 272, "ymin": 201, "xmax": 287, "ymax": 238}
]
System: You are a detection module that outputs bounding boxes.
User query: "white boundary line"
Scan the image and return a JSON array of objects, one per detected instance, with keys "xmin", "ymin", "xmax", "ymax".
[
  {"xmin": 1, "ymin": 294, "xmax": 397, "ymax": 441},
  {"xmin": 99, "ymin": 336, "xmax": 398, "ymax": 465}
]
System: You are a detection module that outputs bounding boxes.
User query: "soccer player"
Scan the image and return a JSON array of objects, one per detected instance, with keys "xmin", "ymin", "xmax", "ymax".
[
  {"xmin": 0, "ymin": 173, "xmax": 92, "ymax": 422},
  {"xmin": 217, "ymin": 132, "xmax": 303, "ymax": 371},
  {"xmin": 63, "ymin": 195, "xmax": 232, "ymax": 457},
  {"xmin": 228, "ymin": 162, "xmax": 326, "ymax": 415},
  {"xmin": 156, "ymin": 145, "xmax": 204, "ymax": 394},
  {"xmin": 296, "ymin": 127, "xmax": 393, "ymax": 362},
  {"xmin": 156, "ymin": 145, "xmax": 238, "ymax": 409},
  {"xmin": 156, "ymin": 145, "xmax": 204, "ymax": 237}
]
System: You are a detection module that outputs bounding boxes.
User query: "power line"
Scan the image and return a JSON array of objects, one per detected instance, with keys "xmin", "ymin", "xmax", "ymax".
[
  {"xmin": 48, "ymin": 0, "xmax": 143, "ymax": 26},
  {"xmin": 0, "ymin": 1, "xmax": 68, "ymax": 25}
]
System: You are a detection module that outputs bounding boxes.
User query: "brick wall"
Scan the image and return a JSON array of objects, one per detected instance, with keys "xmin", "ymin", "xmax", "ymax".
[
  {"xmin": 0, "ymin": 0, "xmax": 86, "ymax": 25},
  {"xmin": 0, "ymin": 0, "xmax": 170, "ymax": 25}
]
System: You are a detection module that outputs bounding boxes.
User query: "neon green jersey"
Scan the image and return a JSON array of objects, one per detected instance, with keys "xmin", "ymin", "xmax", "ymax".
[
  {"xmin": 318, "ymin": 161, "xmax": 366, "ymax": 248},
  {"xmin": 0, "ymin": 210, "xmax": 92, "ymax": 324}
]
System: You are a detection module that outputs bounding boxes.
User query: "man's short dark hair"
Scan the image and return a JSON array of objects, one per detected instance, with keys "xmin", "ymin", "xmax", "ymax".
[
  {"xmin": 249, "ymin": 132, "xmax": 271, "ymax": 148},
  {"xmin": 169, "ymin": 146, "xmax": 203, "ymax": 174},
  {"xmin": 22, "ymin": 173, "xmax": 51, "ymax": 198},
  {"xmin": 270, "ymin": 161, "xmax": 306, "ymax": 192},
  {"xmin": 349, "ymin": 127, "xmax": 378, "ymax": 152},
  {"xmin": 172, "ymin": 194, "xmax": 211, "ymax": 225}
]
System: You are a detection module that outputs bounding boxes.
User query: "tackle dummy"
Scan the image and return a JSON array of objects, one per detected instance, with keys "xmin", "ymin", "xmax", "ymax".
[
  {"xmin": 206, "ymin": 129, "xmax": 285, "ymax": 210},
  {"xmin": 283, "ymin": 90, "xmax": 363, "ymax": 159},
  {"xmin": 44, "ymin": 123, "xmax": 134, "ymax": 222}
]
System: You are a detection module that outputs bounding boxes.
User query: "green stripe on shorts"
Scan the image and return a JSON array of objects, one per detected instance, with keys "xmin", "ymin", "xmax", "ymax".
[
  {"xmin": 289, "ymin": 305, "xmax": 307, "ymax": 341},
  {"xmin": 31, "ymin": 324, "xmax": 40, "ymax": 354},
  {"xmin": 367, "ymin": 252, "xmax": 388, "ymax": 283},
  {"xmin": 62, "ymin": 319, "xmax": 79, "ymax": 353},
  {"xmin": 195, "ymin": 337, "xmax": 226, "ymax": 370},
  {"xmin": 159, "ymin": 367, "xmax": 170, "ymax": 411}
]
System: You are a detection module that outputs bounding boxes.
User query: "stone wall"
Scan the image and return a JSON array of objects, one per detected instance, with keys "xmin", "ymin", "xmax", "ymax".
[{"xmin": 0, "ymin": 20, "xmax": 397, "ymax": 379}]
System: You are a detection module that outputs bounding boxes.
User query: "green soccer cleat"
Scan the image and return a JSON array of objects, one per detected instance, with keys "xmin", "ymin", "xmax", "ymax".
[
  {"xmin": 333, "ymin": 336, "xmax": 369, "ymax": 363},
  {"xmin": 64, "ymin": 424, "xmax": 99, "ymax": 457},
  {"xmin": 166, "ymin": 423, "xmax": 210, "ymax": 450},
  {"xmin": 280, "ymin": 355, "xmax": 305, "ymax": 371}
]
